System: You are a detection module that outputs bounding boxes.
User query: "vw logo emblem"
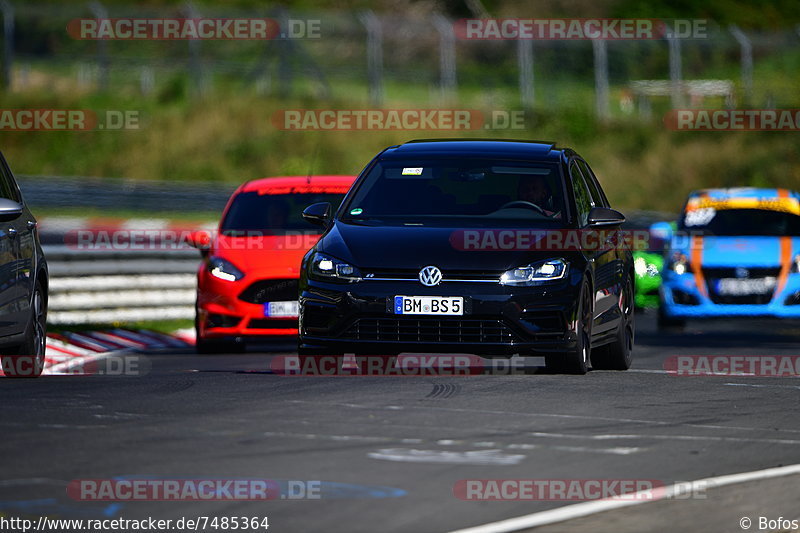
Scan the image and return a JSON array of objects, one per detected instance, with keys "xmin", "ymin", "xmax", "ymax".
[
  {"xmin": 419, "ymin": 266, "xmax": 442, "ymax": 286},
  {"xmin": 735, "ymin": 267, "xmax": 749, "ymax": 278}
]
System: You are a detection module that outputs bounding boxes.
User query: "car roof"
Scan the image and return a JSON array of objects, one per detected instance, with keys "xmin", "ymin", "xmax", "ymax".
[
  {"xmin": 239, "ymin": 175, "xmax": 356, "ymax": 194},
  {"xmin": 688, "ymin": 187, "xmax": 800, "ymax": 200},
  {"xmin": 380, "ymin": 139, "xmax": 565, "ymax": 161}
]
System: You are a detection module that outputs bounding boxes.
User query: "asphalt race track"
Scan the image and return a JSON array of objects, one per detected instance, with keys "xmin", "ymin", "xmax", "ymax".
[{"xmin": 2, "ymin": 312, "xmax": 799, "ymax": 533}]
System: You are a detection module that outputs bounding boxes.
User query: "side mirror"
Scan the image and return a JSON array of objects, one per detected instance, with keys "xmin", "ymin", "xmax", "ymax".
[
  {"xmin": 187, "ymin": 229, "xmax": 212, "ymax": 250},
  {"xmin": 0, "ymin": 198, "xmax": 23, "ymax": 221},
  {"xmin": 587, "ymin": 206, "xmax": 625, "ymax": 228},
  {"xmin": 302, "ymin": 202, "xmax": 332, "ymax": 227}
]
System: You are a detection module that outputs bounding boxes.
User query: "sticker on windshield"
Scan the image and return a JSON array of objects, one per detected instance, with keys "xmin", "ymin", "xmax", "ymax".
[
  {"xmin": 402, "ymin": 167, "xmax": 423, "ymax": 176},
  {"xmin": 350, "ymin": 208, "xmax": 363, "ymax": 215},
  {"xmin": 684, "ymin": 207, "xmax": 716, "ymax": 227}
]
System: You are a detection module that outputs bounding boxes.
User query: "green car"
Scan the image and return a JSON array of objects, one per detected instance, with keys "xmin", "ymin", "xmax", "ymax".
[
  {"xmin": 632, "ymin": 221, "xmax": 673, "ymax": 309},
  {"xmin": 634, "ymin": 251, "xmax": 663, "ymax": 309}
]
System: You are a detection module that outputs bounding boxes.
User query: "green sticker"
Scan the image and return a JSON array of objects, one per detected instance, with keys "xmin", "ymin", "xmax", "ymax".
[{"xmin": 350, "ymin": 208, "xmax": 363, "ymax": 215}]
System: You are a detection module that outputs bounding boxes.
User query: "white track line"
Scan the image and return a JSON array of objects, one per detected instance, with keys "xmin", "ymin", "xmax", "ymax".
[{"xmin": 447, "ymin": 463, "xmax": 800, "ymax": 533}]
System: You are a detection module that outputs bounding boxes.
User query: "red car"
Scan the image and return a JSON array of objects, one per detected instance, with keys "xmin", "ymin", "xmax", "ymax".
[{"xmin": 191, "ymin": 175, "xmax": 356, "ymax": 353}]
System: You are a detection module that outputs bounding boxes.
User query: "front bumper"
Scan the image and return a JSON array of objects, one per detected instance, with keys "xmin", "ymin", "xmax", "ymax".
[
  {"xmin": 298, "ymin": 276, "xmax": 582, "ymax": 356},
  {"xmin": 197, "ymin": 275, "xmax": 299, "ymax": 340},
  {"xmin": 660, "ymin": 272, "xmax": 800, "ymax": 318},
  {"xmin": 635, "ymin": 275, "xmax": 661, "ymax": 309}
]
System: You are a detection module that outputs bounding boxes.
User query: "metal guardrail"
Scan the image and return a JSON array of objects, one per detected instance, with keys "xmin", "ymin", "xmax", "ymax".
[
  {"xmin": 19, "ymin": 175, "xmax": 234, "ymax": 213},
  {"xmin": 44, "ymin": 245, "xmax": 200, "ymax": 325}
]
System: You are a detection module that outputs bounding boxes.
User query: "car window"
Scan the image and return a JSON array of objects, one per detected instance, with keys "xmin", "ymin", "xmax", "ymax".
[
  {"xmin": 577, "ymin": 160, "xmax": 608, "ymax": 207},
  {"xmin": 679, "ymin": 208, "xmax": 800, "ymax": 236},
  {"xmin": 342, "ymin": 158, "xmax": 565, "ymax": 226},
  {"xmin": 221, "ymin": 191, "xmax": 346, "ymax": 235},
  {"xmin": 0, "ymin": 154, "xmax": 21, "ymax": 202},
  {"xmin": 570, "ymin": 161, "xmax": 593, "ymax": 227}
]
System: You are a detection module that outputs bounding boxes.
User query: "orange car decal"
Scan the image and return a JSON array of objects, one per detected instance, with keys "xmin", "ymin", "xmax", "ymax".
[{"xmin": 690, "ymin": 234, "xmax": 707, "ymax": 298}]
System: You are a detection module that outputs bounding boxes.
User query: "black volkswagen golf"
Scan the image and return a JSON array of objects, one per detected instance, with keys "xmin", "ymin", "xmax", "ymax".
[{"xmin": 298, "ymin": 140, "xmax": 634, "ymax": 374}]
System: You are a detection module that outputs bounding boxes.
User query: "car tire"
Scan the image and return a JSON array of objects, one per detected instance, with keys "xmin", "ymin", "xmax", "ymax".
[
  {"xmin": 546, "ymin": 279, "xmax": 591, "ymax": 375},
  {"xmin": 657, "ymin": 306, "xmax": 685, "ymax": 331},
  {"xmin": 592, "ymin": 277, "xmax": 634, "ymax": 370},
  {"xmin": 1, "ymin": 280, "xmax": 47, "ymax": 378}
]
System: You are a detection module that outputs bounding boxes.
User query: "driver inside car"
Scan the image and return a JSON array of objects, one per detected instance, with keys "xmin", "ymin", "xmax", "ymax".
[{"xmin": 517, "ymin": 175, "xmax": 559, "ymax": 217}]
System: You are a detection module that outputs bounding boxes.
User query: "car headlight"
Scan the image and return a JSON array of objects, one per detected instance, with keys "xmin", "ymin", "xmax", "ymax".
[
  {"xmin": 207, "ymin": 256, "xmax": 244, "ymax": 282},
  {"xmin": 668, "ymin": 252, "xmax": 689, "ymax": 275},
  {"xmin": 634, "ymin": 257, "xmax": 647, "ymax": 277},
  {"xmin": 500, "ymin": 258, "xmax": 568, "ymax": 286},
  {"xmin": 309, "ymin": 252, "xmax": 362, "ymax": 283},
  {"xmin": 791, "ymin": 254, "xmax": 800, "ymax": 274}
]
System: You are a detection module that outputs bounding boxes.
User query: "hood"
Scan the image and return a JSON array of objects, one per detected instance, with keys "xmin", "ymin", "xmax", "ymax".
[
  {"xmin": 318, "ymin": 221, "xmax": 582, "ymax": 272},
  {"xmin": 212, "ymin": 234, "xmax": 321, "ymax": 277},
  {"xmin": 672, "ymin": 235, "xmax": 798, "ymax": 268}
]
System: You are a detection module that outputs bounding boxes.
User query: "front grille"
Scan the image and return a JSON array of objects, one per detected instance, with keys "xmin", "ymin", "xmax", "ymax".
[
  {"xmin": 702, "ymin": 267, "xmax": 780, "ymax": 305},
  {"xmin": 363, "ymin": 268, "xmax": 501, "ymax": 282},
  {"xmin": 239, "ymin": 279, "xmax": 298, "ymax": 304},
  {"xmin": 248, "ymin": 318, "xmax": 298, "ymax": 329},
  {"xmin": 340, "ymin": 318, "xmax": 520, "ymax": 344},
  {"xmin": 207, "ymin": 314, "xmax": 241, "ymax": 328}
]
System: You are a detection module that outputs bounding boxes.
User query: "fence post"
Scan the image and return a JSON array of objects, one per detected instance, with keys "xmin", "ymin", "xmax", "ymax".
[
  {"xmin": 0, "ymin": 1, "xmax": 12, "ymax": 90},
  {"xmin": 359, "ymin": 11, "xmax": 383, "ymax": 107},
  {"xmin": 592, "ymin": 38, "xmax": 609, "ymax": 120},
  {"xmin": 667, "ymin": 33, "xmax": 682, "ymax": 108},
  {"xmin": 184, "ymin": 2, "xmax": 204, "ymax": 96},
  {"xmin": 517, "ymin": 38, "xmax": 533, "ymax": 109},
  {"xmin": 275, "ymin": 8, "xmax": 293, "ymax": 99},
  {"xmin": 140, "ymin": 66, "xmax": 154, "ymax": 95},
  {"xmin": 729, "ymin": 25, "xmax": 753, "ymax": 105},
  {"xmin": 88, "ymin": 1, "xmax": 109, "ymax": 91},
  {"xmin": 433, "ymin": 14, "xmax": 457, "ymax": 102}
]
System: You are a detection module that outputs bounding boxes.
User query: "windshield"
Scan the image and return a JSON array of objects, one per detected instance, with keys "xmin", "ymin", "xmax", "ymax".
[
  {"xmin": 341, "ymin": 158, "xmax": 565, "ymax": 227},
  {"xmin": 221, "ymin": 191, "xmax": 346, "ymax": 235},
  {"xmin": 679, "ymin": 208, "xmax": 800, "ymax": 236}
]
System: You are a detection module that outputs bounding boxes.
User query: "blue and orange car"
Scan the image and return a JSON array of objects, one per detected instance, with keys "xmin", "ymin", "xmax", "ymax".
[
  {"xmin": 190, "ymin": 175, "xmax": 356, "ymax": 353},
  {"xmin": 658, "ymin": 187, "xmax": 800, "ymax": 328}
]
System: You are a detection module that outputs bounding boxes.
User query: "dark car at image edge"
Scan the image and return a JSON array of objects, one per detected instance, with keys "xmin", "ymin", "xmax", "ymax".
[
  {"xmin": 0, "ymin": 150, "xmax": 49, "ymax": 378},
  {"xmin": 297, "ymin": 139, "xmax": 634, "ymax": 374}
]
